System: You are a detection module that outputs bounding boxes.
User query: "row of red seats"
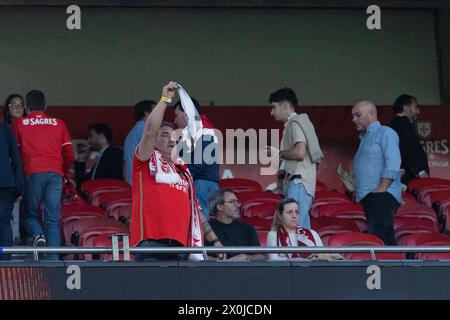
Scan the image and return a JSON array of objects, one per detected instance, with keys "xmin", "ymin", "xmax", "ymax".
[{"xmin": 60, "ymin": 177, "xmax": 450, "ymax": 261}]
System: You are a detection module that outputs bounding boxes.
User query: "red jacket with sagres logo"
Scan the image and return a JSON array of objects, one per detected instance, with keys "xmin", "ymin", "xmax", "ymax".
[{"xmin": 12, "ymin": 111, "xmax": 75, "ymax": 177}]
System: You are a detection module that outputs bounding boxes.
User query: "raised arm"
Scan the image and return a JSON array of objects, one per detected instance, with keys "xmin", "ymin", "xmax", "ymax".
[{"xmin": 137, "ymin": 81, "xmax": 178, "ymax": 161}]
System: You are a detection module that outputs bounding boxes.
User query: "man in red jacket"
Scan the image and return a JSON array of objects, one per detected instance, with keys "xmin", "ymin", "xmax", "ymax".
[{"xmin": 13, "ymin": 90, "xmax": 75, "ymax": 260}]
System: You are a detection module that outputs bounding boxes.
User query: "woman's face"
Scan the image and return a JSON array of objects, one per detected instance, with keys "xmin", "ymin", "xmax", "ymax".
[
  {"xmin": 281, "ymin": 202, "xmax": 299, "ymax": 230},
  {"xmin": 8, "ymin": 97, "xmax": 25, "ymax": 120}
]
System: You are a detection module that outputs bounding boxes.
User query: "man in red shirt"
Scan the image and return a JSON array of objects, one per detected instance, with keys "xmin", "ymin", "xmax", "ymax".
[
  {"xmin": 13, "ymin": 90, "xmax": 74, "ymax": 260},
  {"xmin": 130, "ymin": 82, "xmax": 222, "ymax": 261}
]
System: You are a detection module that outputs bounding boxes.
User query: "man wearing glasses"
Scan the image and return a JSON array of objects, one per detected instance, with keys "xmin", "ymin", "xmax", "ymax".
[{"xmin": 208, "ymin": 189, "xmax": 265, "ymax": 261}]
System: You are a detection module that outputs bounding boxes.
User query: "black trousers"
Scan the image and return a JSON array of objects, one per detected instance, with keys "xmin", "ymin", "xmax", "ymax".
[
  {"xmin": 134, "ymin": 239, "xmax": 188, "ymax": 262},
  {"xmin": 360, "ymin": 192, "xmax": 400, "ymax": 246}
]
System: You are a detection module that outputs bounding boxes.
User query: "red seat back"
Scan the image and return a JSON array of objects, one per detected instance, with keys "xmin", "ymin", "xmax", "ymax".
[
  {"xmin": 327, "ymin": 233, "xmax": 404, "ymax": 260},
  {"xmin": 316, "ymin": 203, "xmax": 367, "ymax": 232},
  {"xmin": 393, "ymin": 217, "xmax": 437, "ymax": 245},
  {"xmin": 81, "ymin": 179, "xmax": 130, "ymax": 194},
  {"xmin": 242, "ymin": 202, "xmax": 277, "ymax": 219},
  {"xmin": 407, "ymin": 178, "xmax": 450, "ymax": 193},
  {"xmin": 220, "ymin": 178, "xmax": 263, "ymax": 193},
  {"xmin": 257, "ymin": 230, "xmax": 269, "ymax": 246},
  {"xmin": 396, "ymin": 203, "xmax": 439, "ymax": 230},
  {"xmin": 311, "ymin": 217, "xmax": 360, "ymax": 246}
]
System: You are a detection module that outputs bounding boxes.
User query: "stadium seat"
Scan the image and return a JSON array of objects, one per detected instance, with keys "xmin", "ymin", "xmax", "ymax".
[
  {"xmin": 430, "ymin": 189, "xmax": 450, "ymax": 232},
  {"xmin": 402, "ymin": 192, "xmax": 416, "ymax": 204},
  {"xmin": 236, "ymin": 191, "xmax": 282, "ymax": 215},
  {"xmin": 95, "ymin": 189, "xmax": 132, "ymax": 209},
  {"xmin": 394, "ymin": 217, "xmax": 436, "ymax": 245},
  {"xmin": 220, "ymin": 178, "xmax": 263, "ymax": 193},
  {"xmin": 311, "ymin": 216, "xmax": 360, "ymax": 246},
  {"xmin": 81, "ymin": 179, "xmax": 131, "ymax": 194},
  {"xmin": 60, "ymin": 203, "xmax": 107, "ymax": 245},
  {"xmin": 310, "ymin": 191, "xmax": 352, "ymax": 217},
  {"xmin": 401, "ymin": 233, "xmax": 450, "ymax": 260},
  {"xmin": 416, "ymin": 185, "xmax": 450, "ymax": 207},
  {"xmin": 327, "ymin": 233, "xmax": 404, "ymax": 260},
  {"xmin": 69, "ymin": 217, "xmax": 129, "ymax": 260},
  {"xmin": 242, "ymin": 202, "xmax": 277, "ymax": 219},
  {"xmin": 315, "ymin": 203, "xmax": 367, "ymax": 232},
  {"xmin": 107, "ymin": 202, "xmax": 132, "ymax": 225},
  {"xmin": 240, "ymin": 216, "xmax": 272, "ymax": 231},
  {"xmin": 257, "ymin": 230, "xmax": 269, "ymax": 246},
  {"xmin": 395, "ymin": 202, "xmax": 439, "ymax": 231},
  {"xmin": 407, "ymin": 178, "xmax": 450, "ymax": 196},
  {"xmin": 86, "ymin": 233, "xmax": 134, "ymax": 261},
  {"xmin": 80, "ymin": 179, "xmax": 131, "ymax": 204}
]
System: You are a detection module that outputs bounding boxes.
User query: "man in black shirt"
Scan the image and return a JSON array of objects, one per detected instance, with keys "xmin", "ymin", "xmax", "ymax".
[
  {"xmin": 207, "ymin": 189, "xmax": 265, "ymax": 261},
  {"xmin": 390, "ymin": 94, "xmax": 429, "ymax": 184}
]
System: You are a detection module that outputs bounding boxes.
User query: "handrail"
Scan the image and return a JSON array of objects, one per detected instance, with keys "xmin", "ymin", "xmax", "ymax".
[{"xmin": 2, "ymin": 246, "xmax": 450, "ymax": 254}]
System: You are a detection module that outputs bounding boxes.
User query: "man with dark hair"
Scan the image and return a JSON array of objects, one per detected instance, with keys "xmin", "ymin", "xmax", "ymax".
[
  {"xmin": 268, "ymin": 87, "xmax": 323, "ymax": 229},
  {"xmin": 390, "ymin": 94, "xmax": 429, "ymax": 184},
  {"xmin": 75, "ymin": 123, "xmax": 123, "ymax": 189},
  {"xmin": 129, "ymin": 82, "xmax": 222, "ymax": 262},
  {"xmin": 173, "ymin": 98, "xmax": 220, "ymax": 220},
  {"xmin": 12, "ymin": 90, "xmax": 75, "ymax": 260},
  {"xmin": 207, "ymin": 189, "xmax": 264, "ymax": 261},
  {"xmin": 123, "ymin": 100, "xmax": 156, "ymax": 184}
]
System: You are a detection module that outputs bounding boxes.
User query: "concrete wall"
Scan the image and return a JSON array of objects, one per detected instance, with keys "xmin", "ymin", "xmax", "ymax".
[{"xmin": 0, "ymin": 7, "xmax": 441, "ymax": 106}]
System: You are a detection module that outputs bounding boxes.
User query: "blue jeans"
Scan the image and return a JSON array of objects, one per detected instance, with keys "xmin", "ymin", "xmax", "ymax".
[
  {"xmin": 24, "ymin": 172, "xmax": 62, "ymax": 261},
  {"xmin": 285, "ymin": 182, "xmax": 313, "ymax": 229},
  {"xmin": 0, "ymin": 190, "xmax": 16, "ymax": 260},
  {"xmin": 194, "ymin": 179, "xmax": 220, "ymax": 220}
]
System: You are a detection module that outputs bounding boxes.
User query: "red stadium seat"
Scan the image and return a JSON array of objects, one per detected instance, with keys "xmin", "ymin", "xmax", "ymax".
[
  {"xmin": 80, "ymin": 179, "xmax": 131, "ymax": 204},
  {"xmin": 402, "ymin": 192, "xmax": 416, "ymax": 204},
  {"xmin": 394, "ymin": 217, "xmax": 436, "ymax": 245},
  {"xmin": 310, "ymin": 191, "xmax": 352, "ymax": 217},
  {"xmin": 95, "ymin": 190, "xmax": 132, "ymax": 210},
  {"xmin": 86, "ymin": 233, "xmax": 134, "ymax": 261},
  {"xmin": 407, "ymin": 178, "xmax": 450, "ymax": 193},
  {"xmin": 81, "ymin": 179, "xmax": 131, "ymax": 194},
  {"xmin": 327, "ymin": 233, "xmax": 404, "ymax": 260},
  {"xmin": 60, "ymin": 203, "xmax": 106, "ymax": 245},
  {"xmin": 242, "ymin": 202, "xmax": 277, "ymax": 219},
  {"xmin": 239, "ymin": 216, "xmax": 272, "ymax": 231},
  {"xmin": 107, "ymin": 202, "xmax": 132, "ymax": 225},
  {"xmin": 401, "ymin": 233, "xmax": 450, "ymax": 260},
  {"xmin": 430, "ymin": 190, "xmax": 450, "ymax": 232},
  {"xmin": 72, "ymin": 217, "xmax": 128, "ymax": 246},
  {"xmin": 220, "ymin": 178, "xmax": 263, "ymax": 193},
  {"xmin": 396, "ymin": 202, "xmax": 439, "ymax": 231},
  {"xmin": 236, "ymin": 191, "xmax": 282, "ymax": 216},
  {"xmin": 257, "ymin": 230, "xmax": 269, "ymax": 246},
  {"xmin": 315, "ymin": 203, "xmax": 367, "ymax": 232},
  {"xmin": 416, "ymin": 185, "xmax": 450, "ymax": 207},
  {"xmin": 311, "ymin": 217, "xmax": 360, "ymax": 246}
]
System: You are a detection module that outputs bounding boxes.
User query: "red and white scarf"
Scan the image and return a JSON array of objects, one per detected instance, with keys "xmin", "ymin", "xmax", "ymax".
[
  {"xmin": 277, "ymin": 226, "xmax": 317, "ymax": 258},
  {"xmin": 149, "ymin": 149, "xmax": 204, "ymax": 260}
]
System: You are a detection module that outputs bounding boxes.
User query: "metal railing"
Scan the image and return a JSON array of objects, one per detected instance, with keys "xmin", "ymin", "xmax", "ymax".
[{"xmin": 2, "ymin": 245, "xmax": 450, "ymax": 261}]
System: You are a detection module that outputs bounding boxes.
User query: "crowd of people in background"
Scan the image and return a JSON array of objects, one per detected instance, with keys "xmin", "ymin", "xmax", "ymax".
[{"xmin": 0, "ymin": 81, "xmax": 430, "ymax": 261}]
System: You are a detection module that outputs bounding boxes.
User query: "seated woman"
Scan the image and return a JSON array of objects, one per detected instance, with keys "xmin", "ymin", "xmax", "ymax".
[{"xmin": 266, "ymin": 198, "xmax": 323, "ymax": 261}]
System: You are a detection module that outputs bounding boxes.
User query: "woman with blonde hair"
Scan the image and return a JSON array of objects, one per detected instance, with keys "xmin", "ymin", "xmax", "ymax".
[{"xmin": 266, "ymin": 198, "xmax": 323, "ymax": 261}]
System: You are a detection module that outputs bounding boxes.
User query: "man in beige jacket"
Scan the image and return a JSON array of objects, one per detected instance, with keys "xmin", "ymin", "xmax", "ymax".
[{"xmin": 267, "ymin": 87, "xmax": 323, "ymax": 228}]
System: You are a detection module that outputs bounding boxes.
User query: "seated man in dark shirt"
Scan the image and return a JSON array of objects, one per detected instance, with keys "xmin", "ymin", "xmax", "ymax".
[{"xmin": 207, "ymin": 189, "xmax": 265, "ymax": 261}]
